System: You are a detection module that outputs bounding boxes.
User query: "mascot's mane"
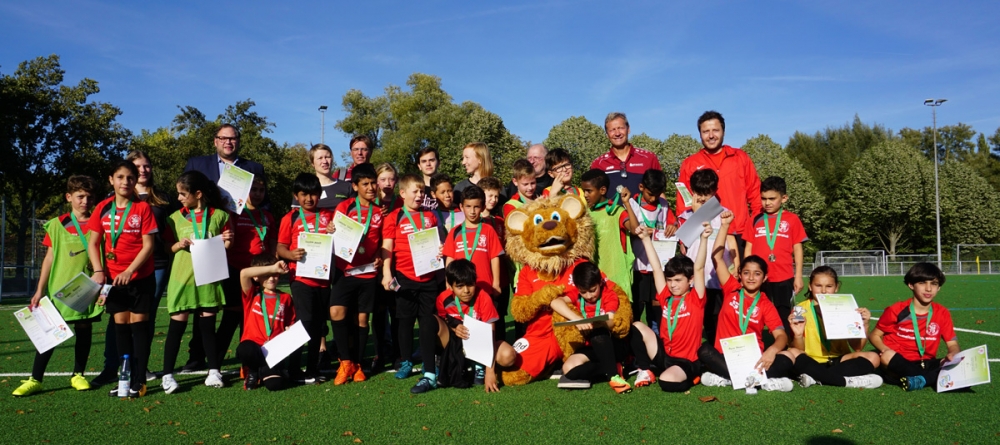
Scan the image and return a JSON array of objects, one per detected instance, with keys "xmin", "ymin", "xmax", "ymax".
[{"xmin": 505, "ymin": 195, "xmax": 595, "ymax": 276}]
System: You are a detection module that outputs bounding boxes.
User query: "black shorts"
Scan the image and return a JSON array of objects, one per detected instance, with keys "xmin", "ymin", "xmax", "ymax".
[
  {"xmin": 762, "ymin": 278, "xmax": 794, "ymax": 309},
  {"xmin": 631, "ymin": 271, "xmax": 656, "ymax": 303},
  {"xmin": 329, "ymin": 275, "xmax": 378, "ymax": 313},
  {"xmin": 394, "ymin": 275, "xmax": 440, "ymax": 319},
  {"xmin": 289, "ymin": 280, "xmax": 330, "ymax": 324},
  {"xmin": 651, "ymin": 340, "xmax": 701, "ymax": 383},
  {"xmin": 222, "ymin": 266, "xmax": 242, "ymax": 309},
  {"xmin": 105, "ymin": 274, "xmax": 156, "ymax": 315}
]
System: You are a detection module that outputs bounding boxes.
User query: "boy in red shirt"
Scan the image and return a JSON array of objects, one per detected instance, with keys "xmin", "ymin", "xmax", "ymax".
[
  {"xmin": 381, "ymin": 173, "xmax": 443, "ymax": 393},
  {"xmin": 869, "ymin": 262, "xmax": 960, "ymax": 391},
  {"xmin": 623, "ymin": 169, "xmax": 678, "ymax": 331},
  {"xmin": 329, "ymin": 164, "xmax": 383, "ymax": 385},
  {"xmin": 744, "ymin": 176, "xmax": 807, "ymax": 336},
  {"xmin": 443, "ymin": 185, "xmax": 503, "ymax": 297},
  {"xmin": 477, "ymin": 177, "xmax": 511, "ymax": 341},
  {"xmin": 277, "ymin": 173, "xmax": 336, "ymax": 384},
  {"xmin": 629, "ymin": 220, "xmax": 713, "ymax": 393},
  {"xmin": 237, "ymin": 254, "xmax": 295, "ymax": 391},
  {"xmin": 503, "ymin": 160, "xmax": 537, "ymax": 218}
]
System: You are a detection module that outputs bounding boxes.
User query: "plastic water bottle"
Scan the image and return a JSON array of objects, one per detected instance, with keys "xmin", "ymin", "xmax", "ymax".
[{"xmin": 118, "ymin": 354, "xmax": 131, "ymax": 398}]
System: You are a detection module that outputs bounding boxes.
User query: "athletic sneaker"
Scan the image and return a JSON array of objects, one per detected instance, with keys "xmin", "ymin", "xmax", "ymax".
[
  {"xmin": 289, "ymin": 370, "xmax": 316, "ymax": 385},
  {"xmin": 12, "ymin": 377, "xmax": 43, "ymax": 397},
  {"xmin": 798, "ymin": 373, "xmax": 819, "ymax": 388},
  {"xmin": 244, "ymin": 371, "xmax": 260, "ymax": 390},
  {"xmin": 633, "ymin": 369, "xmax": 656, "ymax": 388},
  {"xmin": 395, "ymin": 360, "xmax": 414, "ymax": 379},
  {"xmin": 70, "ymin": 373, "xmax": 91, "ymax": 391},
  {"xmin": 700, "ymin": 372, "xmax": 732, "ymax": 387},
  {"xmin": 549, "ymin": 368, "xmax": 564, "ymax": 380},
  {"xmin": 901, "ymin": 375, "xmax": 926, "ymax": 391},
  {"xmin": 610, "ymin": 375, "xmax": 632, "ymax": 394},
  {"xmin": 557, "ymin": 375, "xmax": 591, "ymax": 389},
  {"xmin": 761, "ymin": 377, "xmax": 794, "ymax": 392},
  {"xmin": 161, "ymin": 374, "xmax": 179, "ymax": 394},
  {"xmin": 204, "ymin": 370, "xmax": 224, "ymax": 388},
  {"xmin": 410, "ymin": 376, "xmax": 437, "ymax": 394},
  {"xmin": 145, "ymin": 370, "xmax": 158, "ymax": 382},
  {"xmin": 334, "ymin": 360, "xmax": 355, "ymax": 386},
  {"xmin": 129, "ymin": 384, "xmax": 147, "ymax": 398},
  {"xmin": 353, "ymin": 363, "xmax": 367, "ymax": 383},
  {"xmin": 90, "ymin": 369, "xmax": 117, "ymax": 386},
  {"xmin": 845, "ymin": 374, "xmax": 883, "ymax": 389}
]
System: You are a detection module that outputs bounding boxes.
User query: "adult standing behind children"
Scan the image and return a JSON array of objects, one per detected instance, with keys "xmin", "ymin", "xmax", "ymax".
[
  {"xmin": 453, "ymin": 142, "xmax": 494, "ymax": 199},
  {"xmin": 590, "ymin": 112, "xmax": 663, "ymax": 199},
  {"xmin": 416, "ymin": 147, "xmax": 441, "ymax": 210},
  {"xmin": 676, "ymin": 111, "xmax": 761, "ymax": 257}
]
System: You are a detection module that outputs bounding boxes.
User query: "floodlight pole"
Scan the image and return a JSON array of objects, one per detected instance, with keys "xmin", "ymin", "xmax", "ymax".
[
  {"xmin": 319, "ymin": 105, "xmax": 328, "ymax": 145},
  {"xmin": 924, "ymin": 98, "xmax": 947, "ymax": 269}
]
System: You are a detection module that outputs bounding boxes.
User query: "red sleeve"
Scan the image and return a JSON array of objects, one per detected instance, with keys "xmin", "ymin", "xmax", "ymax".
[
  {"xmin": 442, "ymin": 227, "xmax": 459, "ymax": 259},
  {"xmin": 277, "ymin": 213, "xmax": 293, "ymax": 245},
  {"xmin": 744, "ymin": 155, "xmax": 762, "ymax": 222},
  {"xmin": 618, "ymin": 211, "xmax": 629, "ymax": 231},
  {"xmin": 516, "ymin": 268, "xmax": 534, "ymax": 297},
  {"xmin": 743, "ymin": 215, "xmax": 757, "ymax": 241},
  {"xmin": 42, "ymin": 233, "xmax": 53, "ymax": 248},
  {"xmin": 476, "ymin": 289, "xmax": 500, "ymax": 323},
  {"xmin": 138, "ymin": 203, "xmax": 158, "ymax": 235},
  {"xmin": 436, "ymin": 290, "xmax": 449, "ymax": 318},
  {"xmin": 722, "ymin": 274, "xmax": 741, "ymax": 295},
  {"xmin": 938, "ymin": 305, "xmax": 957, "ymax": 342},
  {"xmin": 486, "ymin": 228, "xmax": 503, "ymax": 256},
  {"xmin": 503, "ymin": 202, "xmax": 516, "ymax": 218},
  {"xmin": 675, "ymin": 158, "xmax": 693, "ymax": 216},
  {"xmin": 665, "ymin": 207, "xmax": 677, "ymax": 226},
  {"xmin": 760, "ymin": 299, "xmax": 783, "ymax": 332},
  {"xmin": 589, "ymin": 157, "xmax": 600, "ymax": 170},
  {"xmin": 875, "ymin": 304, "xmax": 898, "ymax": 335},
  {"xmin": 601, "ymin": 283, "xmax": 619, "ymax": 312},
  {"xmin": 381, "ymin": 209, "xmax": 398, "ymax": 242}
]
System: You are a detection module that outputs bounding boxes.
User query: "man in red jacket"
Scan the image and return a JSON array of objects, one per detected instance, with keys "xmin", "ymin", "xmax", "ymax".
[{"xmin": 676, "ymin": 111, "xmax": 761, "ymax": 258}]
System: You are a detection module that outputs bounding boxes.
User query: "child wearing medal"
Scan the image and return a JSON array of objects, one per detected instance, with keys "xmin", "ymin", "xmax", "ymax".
[
  {"xmin": 370, "ymin": 162, "xmax": 400, "ymax": 373},
  {"xmin": 697, "ymin": 211, "xmax": 795, "ymax": 392},
  {"xmin": 622, "ymin": 169, "xmax": 678, "ymax": 332},
  {"xmin": 159, "ymin": 171, "xmax": 233, "ymax": 393},
  {"xmin": 87, "ymin": 161, "xmax": 159, "ymax": 397},
  {"xmin": 744, "ymin": 176, "xmax": 807, "ymax": 336},
  {"xmin": 237, "ymin": 254, "xmax": 295, "ymax": 391},
  {"xmin": 580, "ymin": 169, "xmax": 634, "ymax": 304},
  {"xmin": 13, "ymin": 176, "xmax": 103, "ymax": 396},
  {"xmin": 476, "ymin": 177, "xmax": 512, "ymax": 342},
  {"xmin": 328, "ymin": 164, "xmax": 384, "ymax": 385},
  {"xmin": 869, "ymin": 262, "xmax": 960, "ymax": 391}
]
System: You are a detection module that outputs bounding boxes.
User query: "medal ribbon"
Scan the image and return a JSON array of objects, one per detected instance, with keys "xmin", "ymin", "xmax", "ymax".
[
  {"xmin": 260, "ymin": 292, "xmax": 281, "ymax": 338},
  {"xmin": 664, "ymin": 294, "xmax": 684, "ymax": 340},
  {"xmin": 454, "ymin": 296, "xmax": 474, "ymax": 320},
  {"xmin": 578, "ymin": 296, "xmax": 601, "ymax": 319},
  {"xmin": 909, "ymin": 301, "xmax": 933, "ymax": 358},
  {"xmin": 69, "ymin": 213, "xmax": 89, "ymax": 249},
  {"xmin": 808, "ymin": 300, "xmax": 832, "ymax": 351},
  {"xmin": 354, "ymin": 198, "xmax": 373, "ymax": 234},
  {"xmin": 188, "ymin": 208, "xmax": 208, "ymax": 240},
  {"xmin": 738, "ymin": 289, "xmax": 762, "ymax": 335},
  {"xmin": 763, "ymin": 210, "xmax": 783, "ymax": 253},
  {"xmin": 297, "ymin": 207, "xmax": 319, "ymax": 233},
  {"xmin": 245, "ymin": 209, "xmax": 267, "ymax": 243},
  {"xmin": 402, "ymin": 207, "xmax": 423, "ymax": 232},
  {"xmin": 637, "ymin": 193, "xmax": 660, "ymax": 228},
  {"xmin": 109, "ymin": 201, "xmax": 133, "ymax": 252},
  {"xmin": 461, "ymin": 222, "xmax": 483, "ymax": 261}
]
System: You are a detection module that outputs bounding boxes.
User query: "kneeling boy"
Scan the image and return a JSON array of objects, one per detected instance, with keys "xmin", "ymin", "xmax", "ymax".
[{"xmin": 238, "ymin": 254, "xmax": 296, "ymax": 391}]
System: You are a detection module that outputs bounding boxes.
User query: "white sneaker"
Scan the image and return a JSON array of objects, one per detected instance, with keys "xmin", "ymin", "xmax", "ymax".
[
  {"xmin": 844, "ymin": 374, "xmax": 883, "ymax": 389},
  {"xmin": 204, "ymin": 370, "xmax": 224, "ymax": 388},
  {"xmin": 161, "ymin": 374, "xmax": 179, "ymax": 394},
  {"xmin": 146, "ymin": 370, "xmax": 158, "ymax": 382},
  {"xmin": 798, "ymin": 373, "xmax": 819, "ymax": 388},
  {"xmin": 762, "ymin": 377, "xmax": 794, "ymax": 392},
  {"xmin": 700, "ymin": 372, "xmax": 732, "ymax": 387}
]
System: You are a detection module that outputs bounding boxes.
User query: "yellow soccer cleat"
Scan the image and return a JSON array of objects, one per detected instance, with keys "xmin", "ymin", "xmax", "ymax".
[
  {"xmin": 12, "ymin": 377, "xmax": 43, "ymax": 397},
  {"xmin": 70, "ymin": 373, "xmax": 91, "ymax": 391}
]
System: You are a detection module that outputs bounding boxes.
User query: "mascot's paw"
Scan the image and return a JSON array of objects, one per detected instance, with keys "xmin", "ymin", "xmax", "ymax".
[
  {"xmin": 608, "ymin": 281, "xmax": 633, "ymax": 339},
  {"xmin": 501, "ymin": 369, "xmax": 534, "ymax": 386},
  {"xmin": 511, "ymin": 284, "xmax": 564, "ymax": 323}
]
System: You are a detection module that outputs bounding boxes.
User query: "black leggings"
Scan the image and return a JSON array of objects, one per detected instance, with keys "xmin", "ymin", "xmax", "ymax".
[
  {"xmin": 236, "ymin": 340, "xmax": 285, "ymax": 391},
  {"xmin": 793, "ymin": 355, "xmax": 875, "ymax": 386},
  {"xmin": 697, "ymin": 342, "xmax": 793, "ymax": 380},
  {"xmin": 31, "ymin": 321, "xmax": 94, "ymax": 381}
]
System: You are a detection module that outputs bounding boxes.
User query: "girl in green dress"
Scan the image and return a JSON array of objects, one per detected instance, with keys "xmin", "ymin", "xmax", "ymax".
[{"xmin": 160, "ymin": 171, "xmax": 233, "ymax": 393}]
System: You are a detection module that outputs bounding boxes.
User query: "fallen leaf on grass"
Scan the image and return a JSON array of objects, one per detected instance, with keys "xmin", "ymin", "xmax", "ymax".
[
  {"xmin": 895, "ymin": 411, "xmax": 904, "ymax": 416},
  {"xmin": 177, "ymin": 431, "xmax": 188, "ymax": 435},
  {"xmin": 473, "ymin": 400, "xmax": 480, "ymax": 405},
  {"xmin": 195, "ymin": 442, "xmax": 204, "ymax": 445},
  {"xmin": 422, "ymin": 426, "xmax": 430, "ymax": 431},
  {"xmin": 976, "ymin": 320, "xmax": 985, "ymax": 325},
  {"xmin": 832, "ymin": 429, "xmax": 843, "ymax": 434},
  {"xmin": 353, "ymin": 439, "xmax": 362, "ymax": 443},
  {"xmin": 342, "ymin": 431, "xmax": 354, "ymax": 437},
  {"xmin": 445, "ymin": 431, "xmax": 452, "ymax": 437},
  {"xmin": 698, "ymin": 396, "xmax": 717, "ymax": 403},
  {"xmin": 142, "ymin": 407, "xmax": 151, "ymax": 413},
  {"xmin": 221, "ymin": 434, "xmax": 231, "ymax": 439},
  {"xmin": 416, "ymin": 403, "xmax": 426, "ymax": 407},
  {"xmin": 16, "ymin": 410, "xmax": 25, "ymax": 415}
]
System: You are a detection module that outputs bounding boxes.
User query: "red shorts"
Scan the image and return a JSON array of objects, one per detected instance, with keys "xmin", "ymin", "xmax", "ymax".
[{"xmin": 512, "ymin": 332, "xmax": 562, "ymax": 378}]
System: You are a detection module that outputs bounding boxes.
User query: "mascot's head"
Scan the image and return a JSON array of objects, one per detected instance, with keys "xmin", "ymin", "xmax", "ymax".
[{"xmin": 505, "ymin": 194, "xmax": 594, "ymax": 276}]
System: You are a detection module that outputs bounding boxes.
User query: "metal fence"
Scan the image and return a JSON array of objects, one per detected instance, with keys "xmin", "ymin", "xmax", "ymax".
[{"xmin": 1, "ymin": 198, "xmax": 46, "ymax": 303}]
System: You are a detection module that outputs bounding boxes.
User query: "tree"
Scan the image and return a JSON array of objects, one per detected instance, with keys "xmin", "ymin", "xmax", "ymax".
[
  {"xmin": 0, "ymin": 55, "xmax": 131, "ymax": 273},
  {"xmin": 741, "ymin": 135, "xmax": 826, "ymax": 254},
  {"xmin": 900, "ymin": 123, "xmax": 1000, "ymax": 193},
  {"xmin": 826, "ymin": 141, "xmax": 934, "ymax": 258},
  {"xmin": 647, "ymin": 133, "xmax": 701, "ymax": 182},
  {"xmin": 444, "ymin": 103, "xmax": 525, "ymax": 184},
  {"xmin": 543, "ymin": 116, "xmax": 607, "ymax": 183},
  {"xmin": 937, "ymin": 160, "xmax": 1000, "ymax": 249}
]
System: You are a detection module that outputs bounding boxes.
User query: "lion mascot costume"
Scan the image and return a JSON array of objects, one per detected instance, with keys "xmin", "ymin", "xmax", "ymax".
[{"xmin": 501, "ymin": 194, "xmax": 632, "ymax": 386}]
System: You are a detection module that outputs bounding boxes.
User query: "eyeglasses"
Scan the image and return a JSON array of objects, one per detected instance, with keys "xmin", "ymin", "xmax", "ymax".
[
  {"xmin": 215, "ymin": 136, "xmax": 239, "ymax": 142},
  {"xmin": 550, "ymin": 163, "xmax": 572, "ymax": 173}
]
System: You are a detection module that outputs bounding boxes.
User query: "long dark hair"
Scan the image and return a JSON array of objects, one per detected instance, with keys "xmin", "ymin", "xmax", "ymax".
[{"xmin": 176, "ymin": 170, "xmax": 225, "ymax": 210}]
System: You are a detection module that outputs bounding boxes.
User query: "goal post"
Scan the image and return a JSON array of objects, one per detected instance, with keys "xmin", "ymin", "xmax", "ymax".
[{"xmin": 815, "ymin": 250, "xmax": 887, "ymax": 277}]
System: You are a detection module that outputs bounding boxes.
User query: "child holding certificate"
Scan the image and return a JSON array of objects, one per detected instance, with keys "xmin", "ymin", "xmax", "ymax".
[
  {"xmin": 431, "ymin": 173, "xmax": 464, "ymax": 232},
  {"xmin": 160, "ymin": 171, "xmax": 233, "ymax": 393},
  {"xmin": 238, "ymin": 254, "xmax": 295, "ymax": 391},
  {"xmin": 783, "ymin": 266, "xmax": 882, "ymax": 389},
  {"xmin": 623, "ymin": 169, "xmax": 678, "ymax": 331},
  {"xmin": 477, "ymin": 177, "xmax": 512, "ymax": 341},
  {"xmin": 329, "ymin": 163, "xmax": 383, "ymax": 385},
  {"xmin": 381, "ymin": 174, "xmax": 442, "ymax": 394},
  {"xmin": 697, "ymin": 211, "xmax": 795, "ymax": 392},
  {"xmin": 869, "ymin": 262, "xmax": 960, "ymax": 391},
  {"xmin": 87, "ymin": 161, "xmax": 159, "ymax": 398},
  {"xmin": 277, "ymin": 173, "xmax": 336, "ymax": 384},
  {"xmin": 435, "ymin": 260, "xmax": 515, "ymax": 392},
  {"xmin": 14, "ymin": 176, "xmax": 103, "ymax": 396},
  {"xmin": 628, "ymin": 221, "xmax": 713, "ymax": 393}
]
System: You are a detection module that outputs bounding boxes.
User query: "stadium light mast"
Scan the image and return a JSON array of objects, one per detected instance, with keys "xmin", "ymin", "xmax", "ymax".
[
  {"xmin": 924, "ymin": 98, "xmax": 947, "ymax": 269},
  {"xmin": 319, "ymin": 105, "xmax": 328, "ymax": 144}
]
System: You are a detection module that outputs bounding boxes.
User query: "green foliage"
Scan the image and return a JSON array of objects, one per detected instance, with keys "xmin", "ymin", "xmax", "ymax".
[
  {"xmin": 937, "ymin": 160, "xmax": 1000, "ymax": 247},
  {"xmin": 900, "ymin": 123, "xmax": 1000, "ymax": 193},
  {"xmin": 543, "ymin": 116, "xmax": 607, "ymax": 183}
]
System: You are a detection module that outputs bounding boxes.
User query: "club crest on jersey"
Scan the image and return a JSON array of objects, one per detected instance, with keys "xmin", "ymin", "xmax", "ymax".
[
  {"xmin": 128, "ymin": 214, "xmax": 142, "ymax": 229},
  {"xmin": 729, "ymin": 299, "xmax": 759, "ymax": 317},
  {"xmin": 927, "ymin": 322, "xmax": 940, "ymax": 336},
  {"xmin": 478, "ymin": 234, "xmax": 487, "ymax": 247}
]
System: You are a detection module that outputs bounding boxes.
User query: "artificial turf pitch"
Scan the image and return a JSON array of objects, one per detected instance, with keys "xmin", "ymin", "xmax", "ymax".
[{"xmin": 2, "ymin": 275, "xmax": 999, "ymax": 444}]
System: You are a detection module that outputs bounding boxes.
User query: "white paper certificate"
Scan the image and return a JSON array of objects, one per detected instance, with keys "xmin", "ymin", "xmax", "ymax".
[
  {"xmin": 190, "ymin": 235, "xmax": 230, "ymax": 286},
  {"xmin": 14, "ymin": 297, "xmax": 75, "ymax": 353},
  {"xmin": 675, "ymin": 182, "xmax": 694, "ymax": 207},
  {"xmin": 814, "ymin": 294, "xmax": 865, "ymax": 339},
  {"xmin": 651, "ymin": 237, "xmax": 678, "ymax": 269},
  {"xmin": 408, "ymin": 228, "xmax": 444, "ymax": 276},
  {"xmin": 937, "ymin": 345, "xmax": 991, "ymax": 392},
  {"xmin": 296, "ymin": 233, "xmax": 334, "ymax": 280},
  {"xmin": 218, "ymin": 164, "xmax": 254, "ymax": 215},
  {"xmin": 553, "ymin": 314, "xmax": 610, "ymax": 327},
  {"xmin": 52, "ymin": 272, "xmax": 101, "ymax": 313},
  {"xmin": 332, "ymin": 211, "xmax": 365, "ymax": 263},
  {"xmin": 720, "ymin": 333, "xmax": 768, "ymax": 390},
  {"xmin": 675, "ymin": 196, "xmax": 723, "ymax": 247},
  {"xmin": 462, "ymin": 317, "xmax": 495, "ymax": 367},
  {"xmin": 261, "ymin": 321, "xmax": 311, "ymax": 368}
]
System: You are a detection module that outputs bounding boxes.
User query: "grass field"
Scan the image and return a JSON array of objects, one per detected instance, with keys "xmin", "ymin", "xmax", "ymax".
[{"xmin": 2, "ymin": 275, "xmax": 999, "ymax": 444}]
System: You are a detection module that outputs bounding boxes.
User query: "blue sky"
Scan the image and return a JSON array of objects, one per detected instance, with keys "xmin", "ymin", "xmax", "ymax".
[{"xmin": 3, "ymin": 1, "xmax": 998, "ymax": 160}]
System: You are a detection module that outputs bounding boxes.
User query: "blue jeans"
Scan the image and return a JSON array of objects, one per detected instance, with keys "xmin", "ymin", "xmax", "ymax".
[{"xmin": 103, "ymin": 267, "xmax": 167, "ymax": 372}]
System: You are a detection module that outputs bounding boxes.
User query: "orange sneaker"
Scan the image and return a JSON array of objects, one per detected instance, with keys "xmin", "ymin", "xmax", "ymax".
[
  {"xmin": 353, "ymin": 362, "xmax": 366, "ymax": 382},
  {"xmin": 610, "ymin": 375, "xmax": 632, "ymax": 394},
  {"xmin": 334, "ymin": 360, "xmax": 354, "ymax": 386},
  {"xmin": 634, "ymin": 369, "xmax": 657, "ymax": 388}
]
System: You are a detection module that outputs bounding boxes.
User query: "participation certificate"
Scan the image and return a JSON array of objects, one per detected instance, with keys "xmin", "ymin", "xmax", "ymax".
[
  {"xmin": 218, "ymin": 164, "xmax": 254, "ymax": 215},
  {"xmin": 651, "ymin": 237, "xmax": 678, "ymax": 269},
  {"xmin": 814, "ymin": 294, "xmax": 865, "ymax": 339},
  {"xmin": 14, "ymin": 297, "xmax": 75, "ymax": 353},
  {"xmin": 296, "ymin": 233, "xmax": 334, "ymax": 280},
  {"xmin": 675, "ymin": 182, "xmax": 694, "ymax": 207},
  {"xmin": 553, "ymin": 314, "xmax": 609, "ymax": 327},
  {"xmin": 720, "ymin": 333, "xmax": 768, "ymax": 390},
  {"xmin": 262, "ymin": 321, "xmax": 311, "ymax": 368},
  {"xmin": 408, "ymin": 228, "xmax": 444, "ymax": 276},
  {"xmin": 462, "ymin": 317, "xmax": 495, "ymax": 367},
  {"xmin": 937, "ymin": 345, "xmax": 991, "ymax": 393},
  {"xmin": 52, "ymin": 272, "xmax": 101, "ymax": 313},
  {"xmin": 191, "ymin": 235, "xmax": 230, "ymax": 286},
  {"xmin": 332, "ymin": 211, "xmax": 364, "ymax": 263},
  {"xmin": 675, "ymin": 196, "xmax": 723, "ymax": 247}
]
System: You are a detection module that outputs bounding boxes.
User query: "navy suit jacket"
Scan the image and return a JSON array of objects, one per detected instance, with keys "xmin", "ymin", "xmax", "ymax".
[{"xmin": 183, "ymin": 154, "xmax": 266, "ymax": 183}]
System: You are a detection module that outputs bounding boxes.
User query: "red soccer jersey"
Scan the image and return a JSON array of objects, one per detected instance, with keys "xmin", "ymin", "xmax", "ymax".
[
  {"xmin": 745, "ymin": 210, "xmax": 807, "ymax": 282},
  {"xmin": 568, "ymin": 281, "xmax": 620, "ymax": 319},
  {"xmin": 443, "ymin": 222, "xmax": 504, "ymax": 291},
  {"xmin": 629, "ymin": 195, "xmax": 678, "ymax": 273},
  {"xmin": 436, "ymin": 287, "xmax": 500, "ymax": 324},
  {"xmin": 277, "ymin": 208, "xmax": 335, "ymax": 287},
  {"xmin": 877, "ymin": 300, "xmax": 956, "ymax": 362},
  {"xmin": 43, "ymin": 213, "xmax": 91, "ymax": 247},
  {"xmin": 229, "ymin": 208, "xmax": 276, "ymax": 270},
  {"xmin": 87, "ymin": 197, "xmax": 158, "ymax": 280},
  {"xmin": 590, "ymin": 145, "xmax": 663, "ymax": 199},
  {"xmin": 714, "ymin": 277, "xmax": 783, "ymax": 353},
  {"xmin": 656, "ymin": 288, "xmax": 706, "ymax": 362},
  {"xmin": 241, "ymin": 286, "xmax": 296, "ymax": 345},
  {"xmin": 382, "ymin": 207, "xmax": 439, "ymax": 282},
  {"xmin": 503, "ymin": 193, "xmax": 531, "ymax": 219},
  {"xmin": 334, "ymin": 198, "xmax": 384, "ymax": 279},
  {"xmin": 676, "ymin": 146, "xmax": 762, "ymax": 236}
]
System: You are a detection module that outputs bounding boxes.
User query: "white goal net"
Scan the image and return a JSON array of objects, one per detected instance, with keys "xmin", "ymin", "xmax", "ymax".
[{"xmin": 815, "ymin": 250, "xmax": 887, "ymax": 277}]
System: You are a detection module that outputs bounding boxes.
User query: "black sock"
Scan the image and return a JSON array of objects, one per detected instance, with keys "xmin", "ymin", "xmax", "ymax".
[
  {"xmin": 565, "ymin": 361, "xmax": 599, "ymax": 381},
  {"xmin": 163, "ymin": 319, "xmax": 187, "ymax": 374},
  {"xmin": 198, "ymin": 314, "xmax": 219, "ymax": 370},
  {"xmin": 73, "ymin": 322, "xmax": 93, "ymax": 375},
  {"xmin": 332, "ymin": 318, "xmax": 352, "ymax": 362},
  {"xmin": 398, "ymin": 317, "xmax": 416, "ymax": 362},
  {"xmin": 589, "ymin": 330, "xmax": 617, "ymax": 379},
  {"xmin": 31, "ymin": 350, "xmax": 54, "ymax": 381},
  {"xmin": 356, "ymin": 324, "xmax": 370, "ymax": 363},
  {"xmin": 768, "ymin": 354, "xmax": 794, "ymax": 379},
  {"xmin": 418, "ymin": 315, "xmax": 437, "ymax": 374},
  {"xmin": 115, "ymin": 323, "xmax": 134, "ymax": 364},
  {"xmin": 214, "ymin": 309, "xmax": 242, "ymax": 365},
  {"xmin": 130, "ymin": 321, "xmax": 151, "ymax": 388}
]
